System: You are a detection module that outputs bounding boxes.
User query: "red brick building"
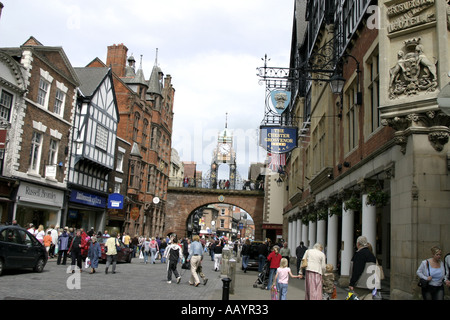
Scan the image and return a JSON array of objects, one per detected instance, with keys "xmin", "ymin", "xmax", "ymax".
[{"xmin": 87, "ymin": 44, "xmax": 175, "ymax": 237}]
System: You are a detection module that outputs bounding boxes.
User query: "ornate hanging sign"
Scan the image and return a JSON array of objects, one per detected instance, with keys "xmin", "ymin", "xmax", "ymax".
[
  {"xmin": 270, "ymin": 90, "xmax": 291, "ymax": 114},
  {"xmin": 260, "ymin": 126, "xmax": 298, "ymax": 153}
]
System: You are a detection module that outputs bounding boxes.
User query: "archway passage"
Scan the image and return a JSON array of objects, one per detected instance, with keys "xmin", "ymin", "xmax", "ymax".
[{"xmin": 165, "ymin": 187, "xmax": 265, "ymax": 240}]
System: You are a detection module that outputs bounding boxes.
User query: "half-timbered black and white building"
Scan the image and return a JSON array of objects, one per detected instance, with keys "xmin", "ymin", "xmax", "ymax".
[{"xmin": 67, "ymin": 67, "xmax": 119, "ymax": 230}]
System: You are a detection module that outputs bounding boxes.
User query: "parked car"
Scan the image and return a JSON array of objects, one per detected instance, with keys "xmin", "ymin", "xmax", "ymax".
[
  {"xmin": 0, "ymin": 225, "xmax": 48, "ymax": 276},
  {"xmin": 82, "ymin": 236, "xmax": 133, "ymax": 263},
  {"xmin": 246, "ymin": 241, "xmax": 265, "ymax": 270}
]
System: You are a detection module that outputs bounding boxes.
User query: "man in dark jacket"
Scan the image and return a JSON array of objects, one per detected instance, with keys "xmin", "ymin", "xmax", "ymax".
[
  {"xmin": 349, "ymin": 236, "xmax": 377, "ymax": 299},
  {"xmin": 57, "ymin": 228, "xmax": 71, "ymax": 265},
  {"xmin": 296, "ymin": 241, "xmax": 307, "ymax": 275},
  {"xmin": 257, "ymin": 241, "xmax": 269, "ymax": 273}
]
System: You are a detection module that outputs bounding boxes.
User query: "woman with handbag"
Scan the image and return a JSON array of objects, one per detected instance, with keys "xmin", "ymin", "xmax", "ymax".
[
  {"xmin": 349, "ymin": 236, "xmax": 378, "ymax": 299},
  {"xmin": 416, "ymin": 246, "xmax": 445, "ymax": 300},
  {"xmin": 299, "ymin": 243, "xmax": 326, "ymax": 300}
]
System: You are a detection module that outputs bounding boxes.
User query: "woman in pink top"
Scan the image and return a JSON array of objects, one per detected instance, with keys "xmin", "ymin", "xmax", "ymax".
[{"xmin": 272, "ymin": 258, "xmax": 300, "ymax": 300}]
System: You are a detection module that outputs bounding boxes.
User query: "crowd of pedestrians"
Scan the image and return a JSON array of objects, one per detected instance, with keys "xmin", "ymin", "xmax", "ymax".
[{"xmin": 12, "ymin": 221, "xmax": 450, "ymax": 300}]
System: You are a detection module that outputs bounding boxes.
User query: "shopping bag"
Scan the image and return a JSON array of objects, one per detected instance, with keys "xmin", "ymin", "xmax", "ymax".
[
  {"xmin": 270, "ymin": 286, "xmax": 278, "ymax": 300},
  {"xmin": 139, "ymin": 250, "xmax": 144, "ymax": 259},
  {"xmin": 85, "ymin": 257, "xmax": 90, "ymax": 269},
  {"xmin": 331, "ymin": 286, "xmax": 337, "ymax": 299}
]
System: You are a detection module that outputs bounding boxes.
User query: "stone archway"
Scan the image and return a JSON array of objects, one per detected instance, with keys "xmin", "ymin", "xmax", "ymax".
[{"xmin": 165, "ymin": 187, "xmax": 265, "ymax": 240}]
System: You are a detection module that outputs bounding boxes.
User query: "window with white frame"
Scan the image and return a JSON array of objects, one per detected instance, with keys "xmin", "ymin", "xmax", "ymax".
[
  {"xmin": 95, "ymin": 124, "xmax": 108, "ymax": 151},
  {"xmin": 54, "ymin": 89, "xmax": 65, "ymax": 116},
  {"xmin": 48, "ymin": 139, "xmax": 58, "ymax": 165},
  {"xmin": 29, "ymin": 131, "xmax": 43, "ymax": 173},
  {"xmin": 0, "ymin": 90, "xmax": 13, "ymax": 121},
  {"xmin": 345, "ymin": 83, "xmax": 359, "ymax": 153},
  {"xmin": 37, "ymin": 78, "xmax": 50, "ymax": 107},
  {"xmin": 116, "ymin": 151, "xmax": 124, "ymax": 172}
]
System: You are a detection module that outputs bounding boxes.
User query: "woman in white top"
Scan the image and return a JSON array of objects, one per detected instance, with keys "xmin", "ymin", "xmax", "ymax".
[
  {"xmin": 35, "ymin": 225, "xmax": 45, "ymax": 243},
  {"xmin": 299, "ymin": 243, "xmax": 326, "ymax": 300}
]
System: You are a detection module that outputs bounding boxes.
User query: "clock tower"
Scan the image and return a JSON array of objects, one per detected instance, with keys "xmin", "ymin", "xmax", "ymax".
[{"xmin": 210, "ymin": 114, "xmax": 237, "ymax": 189}]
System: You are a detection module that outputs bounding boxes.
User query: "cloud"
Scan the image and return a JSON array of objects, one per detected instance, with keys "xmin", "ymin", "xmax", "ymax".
[{"xmin": 0, "ymin": 0, "xmax": 293, "ymax": 179}]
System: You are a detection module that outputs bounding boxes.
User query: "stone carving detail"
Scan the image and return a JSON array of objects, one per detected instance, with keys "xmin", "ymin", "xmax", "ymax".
[
  {"xmin": 383, "ymin": 112, "xmax": 450, "ymax": 153},
  {"xmin": 428, "ymin": 131, "xmax": 449, "ymax": 152},
  {"xmin": 389, "ymin": 38, "xmax": 438, "ymax": 99}
]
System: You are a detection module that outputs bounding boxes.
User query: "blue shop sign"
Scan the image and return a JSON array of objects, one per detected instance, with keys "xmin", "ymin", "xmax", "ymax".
[
  {"xmin": 108, "ymin": 193, "xmax": 124, "ymax": 209},
  {"xmin": 70, "ymin": 190, "xmax": 106, "ymax": 208},
  {"xmin": 260, "ymin": 126, "xmax": 298, "ymax": 153}
]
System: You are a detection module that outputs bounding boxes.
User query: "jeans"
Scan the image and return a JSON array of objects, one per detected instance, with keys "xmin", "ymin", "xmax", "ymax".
[
  {"xmin": 242, "ymin": 255, "xmax": 249, "ymax": 270},
  {"xmin": 267, "ymin": 268, "xmax": 277, "ymax": 289},
  {"xmin": 150, "ymin": 248, "xmax": 157, "ymax": 264},
  {"xmin": 160, "ymin": 249, "xmax": 166, "ymax": 263},
  {"xmin": 422, "ymin": 285, "xmax": 444, "ymax": 300},
  {"xmin": 258, "ymin": 254, "xmax": 266, "ymax": 272},
  {"xmin": 277, "ymin": 283, "xmax": 288, "ymax": 300}
]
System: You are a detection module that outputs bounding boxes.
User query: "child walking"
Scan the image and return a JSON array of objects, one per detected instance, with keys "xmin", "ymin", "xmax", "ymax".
[
  {"xmin": 322, "ymin": 264, "xmax": 336, "ymax": 300},
  {"xmin": 272, "ymin": 258, "xmax": 301, "ymax": 300},
  {"xmin": 164, "ymin": 236, "xmax": 181, "ymax": 284}
]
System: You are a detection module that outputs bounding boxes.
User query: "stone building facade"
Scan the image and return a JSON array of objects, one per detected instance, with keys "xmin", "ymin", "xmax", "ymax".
[{"xmin": 282, "ymin": 0, "xmax": 449, "ymax": 299}]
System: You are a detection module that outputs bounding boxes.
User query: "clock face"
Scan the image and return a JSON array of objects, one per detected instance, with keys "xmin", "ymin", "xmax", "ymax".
[{"xmin": 218, "ymin": 143, "xmax": 231, "ymax": 155}]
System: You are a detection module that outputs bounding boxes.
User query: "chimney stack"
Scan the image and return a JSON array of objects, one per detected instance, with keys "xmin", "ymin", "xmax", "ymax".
[{"xmin": 106, "ymin": 43, "xmax": 128, "ymax": 78}]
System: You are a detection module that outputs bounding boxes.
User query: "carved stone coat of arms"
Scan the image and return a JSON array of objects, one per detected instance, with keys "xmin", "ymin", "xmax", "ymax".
[{"xmin": 389, "ymin": 37, "xmax": 438, "ymax": 99}]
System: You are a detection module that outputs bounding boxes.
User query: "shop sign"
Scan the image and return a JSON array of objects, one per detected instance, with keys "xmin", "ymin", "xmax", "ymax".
[
  {"xmin": 260, "ymin": 126, "xmax": 298, "ymax": 153},
  {"xmin": 130, "ymin": 207, "xmax": 140, "ymax": 220},
  {"xmin": 107, "ymin": 193, "xmax": 124, "ymax": 209},
  {"xmin": 70, "ymin": 190, "xmax": 106, "ymax": 208},
  {"xmin": 17, "ymin": 182, "xmax": 64, "ymax": 207}
]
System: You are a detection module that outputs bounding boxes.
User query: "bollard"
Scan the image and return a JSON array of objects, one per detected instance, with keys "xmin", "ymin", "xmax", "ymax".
[
  {"xmin": 222, "ymin": 277, "xmax": 232, "ymax": 300},
  {"xmin": 222, "ymin": 248, "xmax": 230, "ymax": 275},
  {"xmin": 229, "ymin": 258, "xmax": 236, "ymax": 295}
]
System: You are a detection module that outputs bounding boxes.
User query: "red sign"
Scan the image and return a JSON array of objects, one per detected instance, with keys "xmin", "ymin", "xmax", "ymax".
[
  {"xmin": 130, "ymin": 207, "xmax": 140, "ymax": 220},
  {"xmin": 0, "ymin": 129, "xmax": 6, "ymax": 149}
]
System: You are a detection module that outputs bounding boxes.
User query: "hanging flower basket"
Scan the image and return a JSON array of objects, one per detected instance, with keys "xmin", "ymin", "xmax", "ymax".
[
  {"xmin": 344, "ymin": 196, "xmax": 361, "ymax": 211},
  {"xmin": 317, "ymin": 208, "xmax": 328, "ymax": 221},
  {"xmin": 329, "ymin": 203, "xmax": 341, "ymax": 217},
  {"xmin": 366, "ymin": 189, "xmax": 389, "ymax": 207},
  {"xmin": 301, "ymin": 214, "xmax": 309, "ymax": 225}
]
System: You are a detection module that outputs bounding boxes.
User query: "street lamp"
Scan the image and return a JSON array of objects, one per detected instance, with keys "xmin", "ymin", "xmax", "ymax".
[{"xmin": 329, "ymin": 73, "xmax": 346, "ymax": 95}]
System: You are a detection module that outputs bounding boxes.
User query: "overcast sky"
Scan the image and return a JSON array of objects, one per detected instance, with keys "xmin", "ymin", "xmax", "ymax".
[{"xmin": 0, "ymin": 0, "xmax": 294, "ymax": 181}]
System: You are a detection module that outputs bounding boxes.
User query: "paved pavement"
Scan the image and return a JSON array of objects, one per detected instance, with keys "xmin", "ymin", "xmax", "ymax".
[{"xmin": 0, "ymin": 253, "xmax": 352, "ymax": 301}]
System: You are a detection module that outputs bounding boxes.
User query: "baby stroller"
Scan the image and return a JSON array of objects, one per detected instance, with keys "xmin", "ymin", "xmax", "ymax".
[{"xmin": 253, "ymin": 260, "xmax": 270, "ymax": 289}]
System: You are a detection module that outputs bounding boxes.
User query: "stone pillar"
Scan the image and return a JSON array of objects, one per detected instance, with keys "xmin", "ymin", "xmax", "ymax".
[
  {"xmin": 291, "ymin": 219, "xmax": 297, "ymax": 255},
  {"xmin": 302, "ymin": 223, "xmax": 308, "ymax": 247},
  {"xmin": 362, "ymin": 194, "xmax": 377, "ymax": 256},
  {"xmin": 317, "ymin": 219, "xmax": 326, "ymax": 249},
  {"xmin": 288, "ymin": 220, "xmax": 293, "ymax": 253},
  {"xmin": 296, "ymin": 216, "xmax": 302, "ymax": 248},
  {"xmin": 340, "ymin": 202, "xmax": 354, "ymax": 284},
  {"xmin": 308, "ymin": 220, "xmax": 316, "ymax": 248},
  {"xmin": 327, "ymin": 208, "xmax": 339, "ymax": 271}
]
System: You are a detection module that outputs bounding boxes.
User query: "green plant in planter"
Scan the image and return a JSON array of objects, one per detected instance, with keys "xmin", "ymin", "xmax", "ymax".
[
  {"xmin": 366, "ymin": 189, "xmax": 389, "ymax": 207},
  {"xmin": 329, "ymin": 203, "xmax": 341, "ymax": 217},
  {"xmin": 301, "ymin": 214, "xmax": 309, "ymax": 225},
  {"xmin": 317, "ymin": 208, "xmax": 328, "ymax": 221},
  {"xmin": 307, "ymin": 212, "xmax": 318, "ymax": 223},
  {"xmin": 344, "ymin": 196, "xmax": 361, "ymax": 211}
]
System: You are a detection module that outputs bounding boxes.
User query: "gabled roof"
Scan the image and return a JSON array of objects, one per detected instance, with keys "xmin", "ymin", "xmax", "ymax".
[
  {"xmin": 19, "ymin": 37, "xmax": 80, "ymax": 86},
  {"xmin": 74, "ymin": 67, "xmax": 110, "ymax": 97}
]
